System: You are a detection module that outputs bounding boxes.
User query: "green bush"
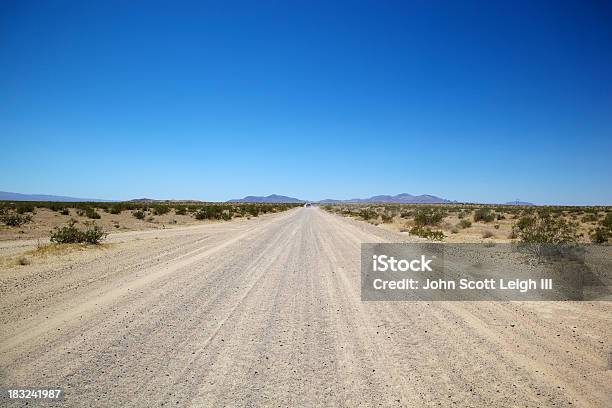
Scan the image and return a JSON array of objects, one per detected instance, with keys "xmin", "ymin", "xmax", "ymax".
[
  {"xmin": 409, "ymin": 226, "xmax": 445, "ymax": 241},
  {"xmin": 381, "ymin": 213, "xmax": 394, "ymax": 223},
  {"xmin": 358, "ymin": 209, "xmax": 377, "ymax": 221},
  {"xmin": 78, "ymin": 207, "xmax": 101, "ymax": 219},
  {"xmin": 153, "ymin": 205, "xmax": 170, "ymax": 216},
  {"xmin": 50, "ymin": 221, "xmax": 106, "ymax": 244},
  {"xmin": 514, "ymin": 215, "xmax": 534, "ymax": 231},
  {"xmin": 195, "ymin": 206, "xmax": 224, "ymax": 220},
  {"xmin": 512, "ymin": 215, "xmax": 580, "ymax": 244},
  {"xmin": 1, "ymin": 213, "xmax": 32, "ymax": 227},
  {"xmin": 413, "ymin": 208, "xmax": 446, "ymax": 226},
  {"xmin": 590, "ymin": 227, "xmax": 610, "ymax": 244},
  {"xmin": 48, "ymin": 202, "xmax": 66, "ymax": 212},
  {"xmin": 87, "ymin": 208, "xmax": 101, "ymax": 219},
  {"xmin": 175, "ymin": 206, "xmax": 187, "ymax": 215},
  {"xmin": 601, "ymin": 213, "xmax": 612, "ymax": 229},
  {"xmin": 133, "ymin": 210, "xmax": 146, "ymax": 220},
  {"xmin": 108, "ymin": 205, "xmax": 123, "ymax": 215},
  {"xmin": 16, "ymin": 204, "xmax": 35, "ymax": 214},
  {"xmin": 458, "ymin": 219, "xmax": 472, "ymax": 229},
  {"xmin": 474, "ymin": 208, "xmax": 495, "ymax": 223},
  {"xmin": 400, "ymin": 210, "xmax": 413, "ymax": 218}
]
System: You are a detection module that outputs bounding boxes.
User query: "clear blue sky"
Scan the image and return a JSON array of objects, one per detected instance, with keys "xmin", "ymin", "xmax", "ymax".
[{"xmin": 1, "ymin": 0, "xmax": 611, "ymax": 204}]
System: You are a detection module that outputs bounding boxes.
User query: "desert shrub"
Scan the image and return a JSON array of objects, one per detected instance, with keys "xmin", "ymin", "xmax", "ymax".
[
  {"xmin": 80, "ymin": 225, "xmax": 107, "ymax": 243},
  {"xmin": 133, "ymin": 210, "xmax": 146, "ymax": 220},
  {"xmin": 482, "ymin": 230, "xmax": 494, "ymax": 239},
  {"xmin": 41, "ymin": 202, "xmax": 66, "ymax": 213},
  {"xmin": 358, "ymin": 209, "xmax": 377, "ymax": 221},
  {"xmin": 60, "ymin": 209, "xmax": 70, "ymax": 215},
  {"xmin": 50, "ymin": 221, "xmax": 106, "ymax": 244},
  {"xmin": 514, "ymin": 215, "xmax": 534, "ymax": 231},
  {"xmin": 451, "ymin": 227, "xmax": 459, "ymax": 234},
  {"xmin": 496, "ymin": 213, "xmax": 505, "ymax": 220},
  {"xmin": 381, "ymin": 212, "xmax": 394, "ymax": 223},
  {"xmin": 582, "ymin": 213, "xmax": 599, "ymax": 223},
  {"xmin": 589, "ymin": 213, "xmax": 612, "ymax": 244},
  {"xmin": 400, "ymin": 210, "xmax": 413, "ymax": 218},
  {"xmin": 175, "ymin": 206, "xmax": 187, "ymax": 215},
  {"xmin": 153, "ymin": 205, "xmax": 170, "ymax": 216},
  {"xmin": 240, "ymin": 204, "xmax": 261, "ymax": 217},
  {"xmin": 474, "ymin": 208, "xmax": 495, "ymax": 223},
  {"xmin": 1, "ymin": 213, "xmax": 32, "ymax": 227},
  {"xmin": 494, "ymin": 224, "xmax": 500, "ymax": 229},
  {"xmin": 78, "ymin": 207, "xmax": 101, "ymax": 219},
  {"xmin": 48, "ymin": 202, "xmax": 65, "ymax": 212},
  {"xmin": 413, "ymin": 208, "xmax": 446, "ymax": 226},
  {"xmin": 195, "ymin": 205, "xmax": 224, "ymax": 220},
  {"xmin": 537, "ymin": 208, "xmax": 554, "ymax": 218},
  {"xmin": 16, "ymin": 204, "xmax": 35, "ymax": 214},
  {"xmin": 409, "ymin": 226, "xmax": 445, "ymax": 241},
  {"xmin": 86, "ymin": 208, "xmax": 101, "ymax": 219},
  {"xmin": 458, "ymin": 219, "xmax": 472, "ymax": 229},
  {"xmin": 512, "ymin": 215, "xmax": 580, "ymax": 244},
  {"xmin": 427, "ymin": 229, "xmax": 445, "ymax": 241},
  {"xmin": 590, "ymin": 227, "xmax": 610, "ymax": 244},
  {"xmin": 601, "ymin": 213, "xmax": 612, "ymax": 229},
  {"xmin": 108, "ymin": 205, "xmax": 123, "ymax": 215}
]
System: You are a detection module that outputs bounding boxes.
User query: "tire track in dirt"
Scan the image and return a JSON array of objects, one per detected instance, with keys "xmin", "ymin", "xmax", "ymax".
[{"xmin": 0, "ymin": 210, "xmax": 297, "ymax": 354}]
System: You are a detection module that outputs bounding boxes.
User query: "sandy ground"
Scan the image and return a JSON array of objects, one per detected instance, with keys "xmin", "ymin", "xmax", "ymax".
[
  {"xmin": 0, "ymin": 207, "xmax": 203, "ymax": 242},
  {"xmin": 0, "ymin": 208, "xmax": 610, "ymax": 407},
  {"xmin": 370, "ymin": 214, "xmax": 602, "ymax": 244},
  {"xmin": 328, "ymin": 208, "xmax": 605, "ymax": 244}
]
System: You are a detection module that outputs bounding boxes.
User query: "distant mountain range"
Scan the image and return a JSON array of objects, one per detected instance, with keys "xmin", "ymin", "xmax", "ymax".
[
  {"xmin": 1, "ymin": 190, "xmax": 537, "ymax": 205},
  {"xmin": 504, "ymin": 200, "xmax": 535, "ymax": 206},
  {"xmin": 228, "ymin": 193, "xmax": 453, "ymax": 204},
  {"xmin": 0, "ymin": 191, "xmax": 112, "ymax": 202},
  {"xmin": 227, "ymin": 194, "xmax": 305, "ymax": 203},
  {"xmin": 129, "ymin": 198, "xmax": 163, "ymax": 203},
  {"xmin": 319, "ymin": 193, "xmax": 453, "ymax": 204}
]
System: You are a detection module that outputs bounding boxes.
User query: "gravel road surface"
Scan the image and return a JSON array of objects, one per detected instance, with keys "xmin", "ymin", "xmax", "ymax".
[{"xmin": 1, "ymin": 208, "xmax": 610, "ymax": 407}]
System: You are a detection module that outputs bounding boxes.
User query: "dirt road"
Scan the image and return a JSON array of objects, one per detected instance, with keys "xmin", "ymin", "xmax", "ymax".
[{"xmin": 1, "ymin": 208, "xmax": 610, "ymax": 406}]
